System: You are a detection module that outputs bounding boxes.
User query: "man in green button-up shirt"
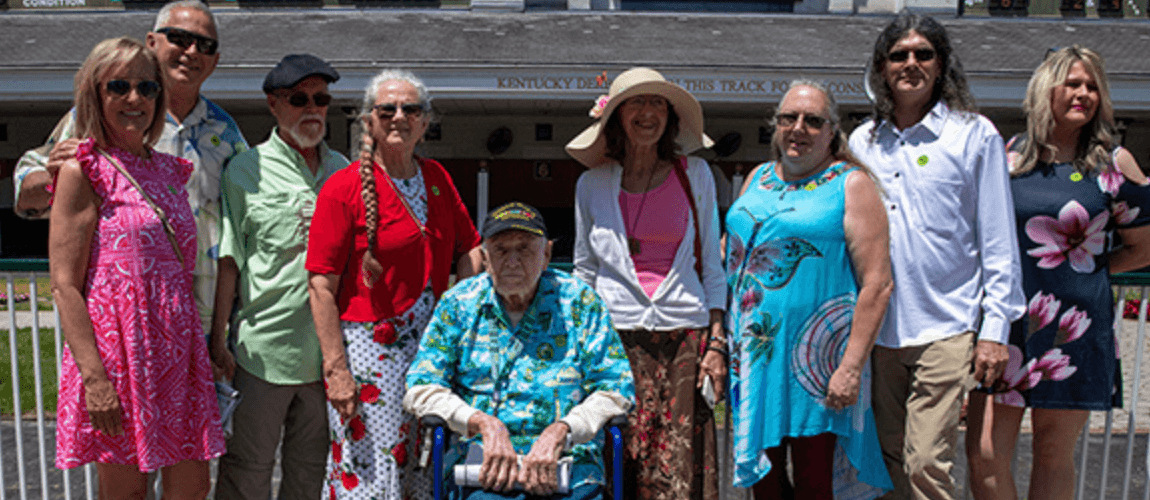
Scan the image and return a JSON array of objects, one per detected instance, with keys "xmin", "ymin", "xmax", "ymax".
[{"xmin": 209, "ymin": 54, "xmax": 350, "ymax": 500}]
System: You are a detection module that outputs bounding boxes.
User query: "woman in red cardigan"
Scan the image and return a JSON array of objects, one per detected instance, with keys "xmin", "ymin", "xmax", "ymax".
[{"xmin": 306, "ymin": 68, "xmax": 482, "ymax": 500}]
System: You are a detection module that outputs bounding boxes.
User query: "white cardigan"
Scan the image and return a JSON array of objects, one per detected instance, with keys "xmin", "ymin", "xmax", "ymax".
[{"xmin": 573, "ymin": 156, "xmax": 727, "ymax": 331}]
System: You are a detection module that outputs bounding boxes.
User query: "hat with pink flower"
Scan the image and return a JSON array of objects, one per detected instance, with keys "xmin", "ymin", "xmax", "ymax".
[{"xmin": 565, "ymin": 67, "xmax": 712, "ymax": 168}]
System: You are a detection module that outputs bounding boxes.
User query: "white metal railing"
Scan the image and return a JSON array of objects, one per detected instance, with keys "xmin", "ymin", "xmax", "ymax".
[
  {"xmin": 1, "ymin": 262, "xmax": 98, "ymax": 500},
  {"xmin": 5, "ymin": 263, "xmax": 1150, "ymax": 499}
]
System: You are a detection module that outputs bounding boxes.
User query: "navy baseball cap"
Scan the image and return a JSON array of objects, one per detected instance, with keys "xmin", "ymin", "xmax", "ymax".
[
  {"xmin": 483, "ymin": 202, "xmax": 548, "ymax": 240},
  {"xmin": 262, "ymin": 54, "xmax": 340, "ymax": 94}
]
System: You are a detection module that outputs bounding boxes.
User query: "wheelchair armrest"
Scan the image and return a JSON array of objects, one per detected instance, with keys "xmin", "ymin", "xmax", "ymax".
[
  {"xmin": 605, "ymin": 414, "xmax": 628, "ymax": 431},
  {"xmin": 421, "ymin": 415, "xmax": 448, "ymax": 430},
  {"xmin": 603, "ymin": 414, "xmax": 628, "ymax": 500},
  {"xmin": 419, "ymin": 415, "xmax": 450, "ymax": 473}
]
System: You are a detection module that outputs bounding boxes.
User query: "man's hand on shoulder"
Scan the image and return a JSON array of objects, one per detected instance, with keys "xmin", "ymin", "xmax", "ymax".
[
  {"xmin": 15, "ymin": 138, "xmax": 81, "ymax": 218},
  {"xmin": 47, "ymin": 139, "xmax": 81, "ymax": 177}
]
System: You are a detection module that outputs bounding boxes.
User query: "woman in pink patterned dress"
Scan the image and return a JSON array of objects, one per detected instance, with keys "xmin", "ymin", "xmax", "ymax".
[{"xmin": 49, "ymin": 37, "xmax": 224, "ymax": 499}]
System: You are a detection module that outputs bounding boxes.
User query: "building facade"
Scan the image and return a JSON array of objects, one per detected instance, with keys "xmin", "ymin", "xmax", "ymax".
[{"xmin": 2, "ymin": 1, "xmax": 1148, "ymax": 259}]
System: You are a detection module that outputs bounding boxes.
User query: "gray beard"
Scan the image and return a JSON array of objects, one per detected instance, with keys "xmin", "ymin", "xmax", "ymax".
[{"xmin": 287, "ymin": 121, "xmax": 325, "ymax": 149}]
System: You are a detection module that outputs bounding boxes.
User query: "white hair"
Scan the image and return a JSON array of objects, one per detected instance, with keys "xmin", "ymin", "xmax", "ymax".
[
  {"xmin": 153, "ymin": 0, "xmax": 216, "ymax": 32},
  {"xmin": 359, "ymin": 68, "xmax": 433, "ymax": 120}
]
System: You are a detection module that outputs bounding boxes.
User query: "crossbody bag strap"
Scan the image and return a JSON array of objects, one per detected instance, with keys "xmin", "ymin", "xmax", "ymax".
[
  {"xmin": 97, "ymin": 149, "xmax": 186, "ymax": 267},
  {"xmin": 672, "ymin": 157, "xmax": 703, "ymax": 282}
]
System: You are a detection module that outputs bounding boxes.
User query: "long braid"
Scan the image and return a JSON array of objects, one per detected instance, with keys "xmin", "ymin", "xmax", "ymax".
[{"xmin": 359, "ymin": 117, "xmax": 383, "ymax": 287}]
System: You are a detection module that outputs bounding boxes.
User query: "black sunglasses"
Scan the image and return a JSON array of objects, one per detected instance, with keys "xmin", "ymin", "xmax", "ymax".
[
  {"xmin": 888, "ymin": 48, "xmax": 936, "ymax": 63},
  {"xmin": 105, "ymin": 80, "xmax": 161, "ymax": 100},
  {"xmin": 1043, "ymin": 46, "xmax": 1067, "ymax": 62},
  {"xmin": 279, "ymin": 92, "xmax": 333, "ymax": 108},
  {"xmin": 155, "ymin": 27, "xmax": 219, "ymax": 56},
  {"xmin": 373, "ymin": 103, "xmax": 425, "ymax": 119},
  {"xmin": 775, "ymin": 113, "xmax": 828, "ymax": 130}
]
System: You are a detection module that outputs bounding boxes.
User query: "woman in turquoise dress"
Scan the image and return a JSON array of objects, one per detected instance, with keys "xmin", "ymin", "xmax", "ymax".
[
  {"xmin": 726, "ymin": 81, "xmax": 893, "ymax": 499},
  {"xmin": 966, "ymin": 46, "xmax": 1150, "ymax": 500}
]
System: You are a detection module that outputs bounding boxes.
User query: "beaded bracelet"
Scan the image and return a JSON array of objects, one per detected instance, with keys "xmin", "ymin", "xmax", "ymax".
[{"xmin": 705, "ymin": 345, "xmax": 728, "ymax": 357}]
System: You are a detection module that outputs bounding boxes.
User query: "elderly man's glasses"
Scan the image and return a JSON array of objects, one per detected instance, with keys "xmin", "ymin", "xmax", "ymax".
[
  {"xmin": 280, "ymin": 92, "xmax": 333, "ymax": 108},
  {"xmin": 155, "ymin": 27, "xmax": 219, "ymax": 56},
  {"xmin": 775, "ymin": 113, "xmax": 828, "ymax": 130},
  {"xmin": 888, "ymin": 48, "xmax": 936, "ymax": 63},
  {"xmin": 374, "ymin": 103, "xmax": 425, "ymax": 119},
  {"xmin": 106, "ymin": 80, "xmax": 161, "ymax": 100}
]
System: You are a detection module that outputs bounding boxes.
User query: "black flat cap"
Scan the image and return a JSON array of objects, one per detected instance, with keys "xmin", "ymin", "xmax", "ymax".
[{"xmin": 262, "ymin": 54, "xmax": 340, "ymax": 94}]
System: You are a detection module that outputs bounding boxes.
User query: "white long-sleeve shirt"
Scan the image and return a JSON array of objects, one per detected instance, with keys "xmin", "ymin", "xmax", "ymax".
[
  {"xmin": 849, "ymin": 102, "xmax": 1025, "ymax": 348},
  {"xmin": 573, "ymin": 156, "xmax": 727, "ymax": 330}
]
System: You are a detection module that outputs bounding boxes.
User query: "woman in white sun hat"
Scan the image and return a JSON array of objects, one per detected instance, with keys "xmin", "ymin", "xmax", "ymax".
[{"xmin": 567, "ymin": 67, "xmax": 725, "ymax": 500}]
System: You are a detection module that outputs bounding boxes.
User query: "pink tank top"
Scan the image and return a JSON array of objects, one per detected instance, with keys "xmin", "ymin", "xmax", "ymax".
[{"xmin": 619, "ymin": 171, "xmax": 689, "ymax": 298}]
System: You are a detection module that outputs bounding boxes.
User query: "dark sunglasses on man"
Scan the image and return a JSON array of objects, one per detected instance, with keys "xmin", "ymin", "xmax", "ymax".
[
  {"xmin": 155, "ymin": 27, "xmax": 219, "ymax": 56},
  {"xmin": 106, "ymin": 80, "xmax": 162, "ymax": 100},
  {"xmin": 888, "ymin": 48, "xmax": 936, "ymax": 63},
  {"xmin": 278, "ymin": 92, "xmax": 333, "ymax": 108},
  {"xmin": 373, "ymin": 103, "xmax": 425, "ymax": 119},
  {"xmin": 775, "ymin": 113, "xmax": 828, "ymax": 130}
]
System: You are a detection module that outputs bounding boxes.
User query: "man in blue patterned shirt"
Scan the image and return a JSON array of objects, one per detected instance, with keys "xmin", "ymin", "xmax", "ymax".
[
  {"xmin": 405, "ymin": 202, "xmax": 635, "ymax": 500},
  {"xmin": 12, "ymin": 0, "xmax": 247, "ymax": 335}
]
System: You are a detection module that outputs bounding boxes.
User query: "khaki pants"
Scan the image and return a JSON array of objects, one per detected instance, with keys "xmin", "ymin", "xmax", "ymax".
[
  {"xmin": 215, "ymin": 366, "xmax": 329, "ymax": 500},
  {"xmin": 872, "ymin": 332, "xmax": 974, "ymax": 500}
]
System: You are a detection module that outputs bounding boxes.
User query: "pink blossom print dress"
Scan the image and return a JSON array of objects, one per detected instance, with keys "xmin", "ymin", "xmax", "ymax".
[
  {"xmin": 55, "ymin": 139, "xmax": 226, "ymax": 472},
  {"xmin": 1002, "ymin": 139, "xmax": 1150, "ymax": 410}
]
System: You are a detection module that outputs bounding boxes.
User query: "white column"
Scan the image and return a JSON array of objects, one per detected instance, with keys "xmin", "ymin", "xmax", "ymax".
[{"xmin": 477, "ymin": 161, "xmax": 490, "ymax": 233}]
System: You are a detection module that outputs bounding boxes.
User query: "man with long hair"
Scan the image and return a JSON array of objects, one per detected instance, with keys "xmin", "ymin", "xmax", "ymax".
[{"xmin": 848, "ymin": 12, "xmax": 1025, "ymax": 500}]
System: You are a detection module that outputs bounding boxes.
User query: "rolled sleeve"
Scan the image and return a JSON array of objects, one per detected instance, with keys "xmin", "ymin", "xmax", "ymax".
[
  {"xmin": 560, "ymin": 391, "xmax": 631, "ymax": 444},
  {"xmin": 403, "ymin": 383, "xmax": 480, "ymax": 437}
]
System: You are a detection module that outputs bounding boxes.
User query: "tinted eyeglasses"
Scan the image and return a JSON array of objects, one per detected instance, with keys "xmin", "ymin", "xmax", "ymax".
[
  {"xmin": 105, "ymin": 80, "xmax": 161, "ymax": 100},
  {"xmin": 775, "ymin": 113, "xmax": 829, "ymax": 130},
  {"xmin": 155, "ymin": 27, "xmax": 219, "ymax": 56},
  {"xmin": 373, "ymin": 103, "xmax": 425, "ymax": 119},
  {"xmin": 888, "ymin": 48, "xmax": 936, "ymax": 63},
  {"xmin": 279, "ymin": 92, "xmax": 333, "ymax": 108}
]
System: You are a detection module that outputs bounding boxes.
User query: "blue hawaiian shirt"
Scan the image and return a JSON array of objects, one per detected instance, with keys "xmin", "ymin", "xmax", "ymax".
[{"xmin": 407, "ymin": 268, "xmax": 635, "ymax": 489}]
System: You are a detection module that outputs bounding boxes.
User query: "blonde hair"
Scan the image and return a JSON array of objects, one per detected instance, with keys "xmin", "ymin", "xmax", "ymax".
[
  {"xmin": 73, "ymin": 37, "xmax": 166, "ymax": 150},
  {"xmin": 772, "ymin": 80, "xmax": 882, "ymax": 192},
  {"xmin": 1013, "ymin": 45, "xmax": 1115, "ymax": 176},
  {"xmin": 356, "ymin": 69, "xmax": 432, "ymax": 286}
]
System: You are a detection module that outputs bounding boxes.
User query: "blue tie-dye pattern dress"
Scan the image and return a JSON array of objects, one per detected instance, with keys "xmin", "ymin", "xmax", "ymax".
[{"xmin": 725, "ymin": 161, "xmax": 891, "ymax": 498}]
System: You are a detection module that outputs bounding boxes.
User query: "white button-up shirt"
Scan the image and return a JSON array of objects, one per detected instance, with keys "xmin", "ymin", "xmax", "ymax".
[{"xmin": 849, "ymin": 102, "xmax": 1025, "ymax": 348}]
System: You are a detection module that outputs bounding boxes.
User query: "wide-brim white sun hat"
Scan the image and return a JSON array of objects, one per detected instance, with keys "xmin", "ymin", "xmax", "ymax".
[{"xmin": 565, "ymin": 67, "xmax": 713, "ymax": 168}]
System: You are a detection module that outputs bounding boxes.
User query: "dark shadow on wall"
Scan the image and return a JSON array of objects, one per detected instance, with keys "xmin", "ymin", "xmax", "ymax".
[{"xmin": 1, "ymin": 211, "xmax": 48, "ymax": 258}]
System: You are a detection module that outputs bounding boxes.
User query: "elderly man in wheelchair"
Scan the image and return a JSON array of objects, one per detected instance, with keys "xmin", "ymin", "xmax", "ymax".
[{"xmin": 404, "ymin": 202, "xmax": 636, "ymax": 500}]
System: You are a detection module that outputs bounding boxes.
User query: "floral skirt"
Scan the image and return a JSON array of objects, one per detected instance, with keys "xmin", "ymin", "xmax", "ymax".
[
  {"xmin": 326, "ymin": 290, "xmax": 434, "ymax": 500},
  {"xmin": 618, "ymin": 328, "xmax": 718, "ymax": 500}
]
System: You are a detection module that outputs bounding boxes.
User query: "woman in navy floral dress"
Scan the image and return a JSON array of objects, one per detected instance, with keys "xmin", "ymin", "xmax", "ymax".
[{"xmin": 966, "ymin": 46, "xmax": 1150, "ymax": 500}]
